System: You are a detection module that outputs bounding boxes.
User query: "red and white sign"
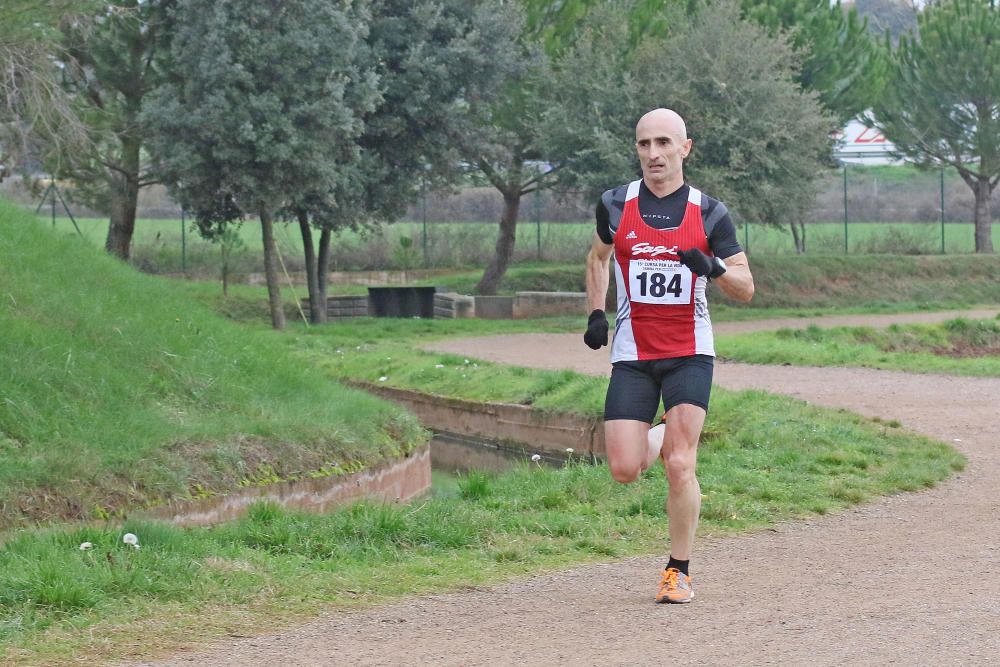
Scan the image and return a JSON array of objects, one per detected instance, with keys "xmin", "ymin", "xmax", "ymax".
[{"xmin": 833, "ymin": 118, "xmax": 901, "ymax": 164}]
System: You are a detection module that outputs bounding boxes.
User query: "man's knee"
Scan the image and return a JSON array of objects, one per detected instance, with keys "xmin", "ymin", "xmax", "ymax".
[
  {"xmin": 609, "ymin": 459, "xmax": 642, "ymax": 484},
  {"xmin": 665, "ymin": 451, "xmax": 696, "ymax": 486}
]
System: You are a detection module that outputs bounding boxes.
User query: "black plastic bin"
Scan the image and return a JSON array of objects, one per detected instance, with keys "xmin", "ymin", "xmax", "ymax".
[{"xmin": 367, "ymin": 286, "xmax": 436, "ymax": 318}]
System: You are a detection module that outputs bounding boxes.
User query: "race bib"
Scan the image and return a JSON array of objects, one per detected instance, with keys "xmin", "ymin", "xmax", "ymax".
[{"xmin": 628, "ymin": 259, "xmax": 693, "ymax": 304}]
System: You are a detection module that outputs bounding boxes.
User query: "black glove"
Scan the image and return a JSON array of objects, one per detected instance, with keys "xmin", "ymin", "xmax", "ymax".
[
  {"xmin": 678, "ymin": 248, "xmax": 726, "ymax": 279},
  {"xmin": 583, "ymin": 309, "xmax": 609, "ymax": 349}
]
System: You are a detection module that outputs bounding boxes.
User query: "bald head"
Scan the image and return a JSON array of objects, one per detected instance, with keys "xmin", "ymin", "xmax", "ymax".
[
  {"xmin": 636, "ymin": 108, "xmax": 688, "ymax": 143},
  {"xmin": 634, "ymin": 108, "xmax": 692, "ymax": 195}
]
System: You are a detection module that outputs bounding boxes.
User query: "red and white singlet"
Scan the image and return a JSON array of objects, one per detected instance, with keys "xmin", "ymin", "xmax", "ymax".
[{"xmin": 610, "ymin": 180, "xmax": 715, "ymax": 362}]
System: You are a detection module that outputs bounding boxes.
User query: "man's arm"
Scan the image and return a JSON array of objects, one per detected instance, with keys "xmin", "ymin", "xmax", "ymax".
[
  {"xmin": 714, "ymin": 251, "xmax": 754, "ymax": 302},
  {"xmin": 586, "ymin": 232, "xmax": 615, "ymax": 311}
]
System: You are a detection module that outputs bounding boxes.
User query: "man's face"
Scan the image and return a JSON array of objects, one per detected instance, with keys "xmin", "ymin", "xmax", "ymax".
[{"xmin": 635, "ymin": 116, "xmax": 692, "ymax": 187}]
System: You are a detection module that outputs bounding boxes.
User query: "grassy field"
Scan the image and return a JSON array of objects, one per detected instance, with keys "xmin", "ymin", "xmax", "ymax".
[
  {"xmin": 0, "ymin": 202, "xmax": 986, "ymax": 664},
  {"xmin": 32, "ymin": 212, "xmax": 1000, "ymax": 276}
]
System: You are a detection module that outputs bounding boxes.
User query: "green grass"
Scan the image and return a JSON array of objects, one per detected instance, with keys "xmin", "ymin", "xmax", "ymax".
[
  {"xmin": 289, "ymin": 311, "xmax": 1000, "ymax": 413},
  {"xmin": 720, "ymin": 317, "xmax": 1000, "ymax": 376},
  {"xmin": 0, "ymin": 201, "xmax": 427, "ymax": 527},
  {"xmin": 742, "ymin": 221, "xmax": 1000, "ymax": 255},
  {"xmin": 1, "ymin": 392, "xmax": 963, "ymax": 663},
  {"xmin": 293, "ymin": 317, "xmax": 607, "ymax": 415}
]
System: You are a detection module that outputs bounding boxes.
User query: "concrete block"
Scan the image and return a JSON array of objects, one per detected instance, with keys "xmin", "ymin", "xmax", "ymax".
[
  {"xmin": 475, "ymin": 295, "xmax": 514, "ymax": 319},
  {"xmin": 513, "ymin": 291, "xmax": 588, "ymax": 319},
  {"xmin": 433, "ymin": 292, "xmax": 476, "ymax": 319}
]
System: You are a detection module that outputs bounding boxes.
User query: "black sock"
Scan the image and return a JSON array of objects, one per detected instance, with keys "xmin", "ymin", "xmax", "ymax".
[{"xmin": 666, "ymin": 556, "xmax": 689, "ymax": 576}]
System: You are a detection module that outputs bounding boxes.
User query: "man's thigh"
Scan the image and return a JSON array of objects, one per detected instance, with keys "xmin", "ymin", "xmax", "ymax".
[
  {"xmin": 604, "ymin": 361, "xmax": 661, "ymax": 423},
  {"xmin": 654, "ymin": 355, "xmax": 714, "ymax": 414}
]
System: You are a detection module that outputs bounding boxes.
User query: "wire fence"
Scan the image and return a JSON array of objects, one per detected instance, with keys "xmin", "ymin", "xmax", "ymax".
[{"xmin": 8, "ymin": 163, "xmax": 999, "ymax": 276}]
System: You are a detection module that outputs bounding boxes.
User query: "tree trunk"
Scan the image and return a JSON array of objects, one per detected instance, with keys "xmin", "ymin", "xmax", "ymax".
[
  {"xmin": 221, "ymin": 243, "xmax": 230, "ymax": 297},
  {"xmin": 476, "ymin": 190, "xmax": 521, "ymax": 295},
  {"xmin": 259, "ymin": 207, "xmax": 286, "ymax": 330},
  {"xmin": 789, "ymin": 221, "xmax": 805, "ymax": 254},
  {"xmin": 318, "ymin": 227, "xmax": 332, "ymax": 319},
  {"xmin": 104, "ymin": 138, "xmax": 141, "ymax": 260},
  {"xmin": 972, "ymin": 177, "xmax": 994, "ymax": 254},
  {"xmin": 297, "ymin": 210, "xmax": 324, "ymax": 323}
]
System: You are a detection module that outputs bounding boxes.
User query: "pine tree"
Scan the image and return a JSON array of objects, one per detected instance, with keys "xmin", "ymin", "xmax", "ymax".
[{"xmin": 872, "ymin": 0, "xmax": 999, "ymax": 253}]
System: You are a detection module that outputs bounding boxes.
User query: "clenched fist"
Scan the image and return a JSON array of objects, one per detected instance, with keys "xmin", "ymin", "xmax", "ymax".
[
  {"xmin": 583, "ymin": 309, "xmax": 609, "ymax": 349},
  {"xmin": 678, "ymin": 248, "xmax": 726, "ymax": 279}
]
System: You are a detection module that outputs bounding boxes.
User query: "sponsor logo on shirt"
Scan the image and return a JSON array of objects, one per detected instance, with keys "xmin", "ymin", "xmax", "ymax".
[
  {"xmin": 625, "ymin": 230, "xmax": 638, "ymax": 239},
  {"xmin": 631, "ymin": 242, "xmax": 678, "ymax": 258}
]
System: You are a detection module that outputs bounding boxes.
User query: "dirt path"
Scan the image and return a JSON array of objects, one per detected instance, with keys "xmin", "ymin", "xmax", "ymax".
[{"xmin": 132, "ymin": 311, "xmax": 1000, "ymax": 667}]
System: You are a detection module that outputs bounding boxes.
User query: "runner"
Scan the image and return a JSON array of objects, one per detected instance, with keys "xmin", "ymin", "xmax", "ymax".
[{"xmin": 583, "ymin": 108, "xmax": 755, "ymax": 603}]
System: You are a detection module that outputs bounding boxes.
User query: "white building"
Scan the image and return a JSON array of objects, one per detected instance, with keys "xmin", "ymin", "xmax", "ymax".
[{"xmin": 833, "ymin": 117, "xmax": 903, "ymax": 165}]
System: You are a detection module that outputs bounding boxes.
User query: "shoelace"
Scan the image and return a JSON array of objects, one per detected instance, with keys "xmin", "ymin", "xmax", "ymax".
[{"xmin": 660, "ymin": 568, "xmax": 680, "ymax": 590}]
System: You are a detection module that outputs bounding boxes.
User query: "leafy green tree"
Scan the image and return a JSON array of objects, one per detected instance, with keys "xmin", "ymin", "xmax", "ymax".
[
  {"xmin": 50, "ymin": 1, "xmax": 173, "ymax": 259},
  {"xmin": 146, "ymin": 0, "xmax": 378, "ymax": 329},
  {"xmin": 291, "ymin": 0, "xmax": 524, "ymax": 322},
  {"xmin": 871, "ymin": 0, "xmax": 998, "ymax": 254},
  {"xmin": 545, "ymin": 0, "xmax": 835, "ymax": 252},
  {"xmin": 742, "ymin": 0, "xmax": 885, "ymax": 122}
]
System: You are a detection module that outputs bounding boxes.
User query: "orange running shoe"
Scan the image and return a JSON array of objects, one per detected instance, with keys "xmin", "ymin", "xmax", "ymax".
[{"xmin": 655, "ymin": 567, "xmax": 694, "ymax": 604}]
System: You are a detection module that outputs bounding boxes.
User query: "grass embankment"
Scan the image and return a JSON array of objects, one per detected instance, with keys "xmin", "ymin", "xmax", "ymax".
[
  {"xmin": 722, "ymin": 317, "xmax": 1000, "ymax": 376},
  {"xmin": 0, "ymin": 201, "xmax": 427, "ymax": 527}
]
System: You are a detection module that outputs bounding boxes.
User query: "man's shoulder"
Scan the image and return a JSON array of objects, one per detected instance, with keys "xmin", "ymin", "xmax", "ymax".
[
  {"xmin": 693, "ymin": 188, "xmax": 730, "ymax": 226},
  {"xmin": 599, "ymin": 182, "xmax": 633, "ymax": 211},
  {"xmin": 691, "ymin": 186, "xmax": 724, "ymax": 212},
  {"xmin": 602, "ymin": 182, "xmax": 632, "ymax": 200}
]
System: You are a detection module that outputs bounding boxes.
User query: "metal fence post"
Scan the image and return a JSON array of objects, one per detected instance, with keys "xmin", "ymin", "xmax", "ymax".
[
  {"xmin": 843, "ymin": 164, "xmax": 849, "ymax": 255},
  {"xmin": 535, "ymin": 188, "xmax": 542, "ymax": 260},
  {"xmin": 421, "ymin": 180, "xmax": 428, "ymax": 266},
  {"xmin": 940, "ymin": 169, "xmax": 945, "ymax": 254},
  {"xmin": 181, "ymin": 209, "xmax": 187, "ymax": 273}
]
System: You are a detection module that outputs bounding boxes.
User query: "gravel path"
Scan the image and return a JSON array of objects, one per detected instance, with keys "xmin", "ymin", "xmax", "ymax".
[{"xmin": 131, "ymin": 310, "xmax": 1000, "ymax": 667}]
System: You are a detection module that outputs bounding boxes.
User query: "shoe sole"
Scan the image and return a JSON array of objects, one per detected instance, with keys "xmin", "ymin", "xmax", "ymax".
[{"xmin": 655, "ymin": 592, "xmax": 694, "ymax": 604}]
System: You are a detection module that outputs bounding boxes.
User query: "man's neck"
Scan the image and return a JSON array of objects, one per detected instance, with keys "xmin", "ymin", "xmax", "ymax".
[{"xmin": 642, "ymin": 176, "xmax": 684, "ymax": 198}]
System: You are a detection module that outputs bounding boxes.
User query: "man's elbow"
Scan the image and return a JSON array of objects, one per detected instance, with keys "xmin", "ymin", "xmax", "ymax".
[{"xmin": 724, "ymin": 278, "xmax": 754, "ymax": 303}]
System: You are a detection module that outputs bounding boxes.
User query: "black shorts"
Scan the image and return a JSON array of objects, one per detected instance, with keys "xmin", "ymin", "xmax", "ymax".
[{"xmin": 603, "ymin": 355, "xmax": 714, "ymax": 423}]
